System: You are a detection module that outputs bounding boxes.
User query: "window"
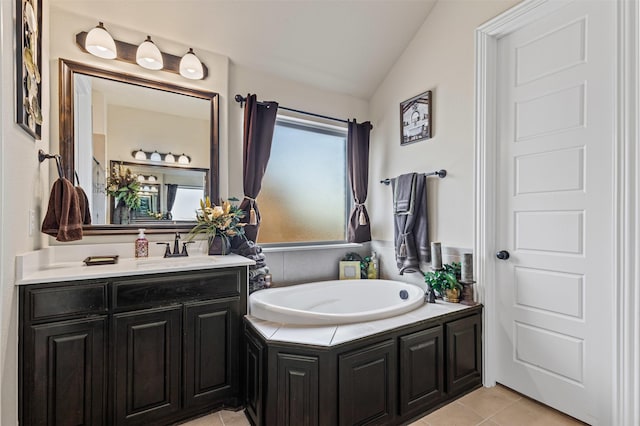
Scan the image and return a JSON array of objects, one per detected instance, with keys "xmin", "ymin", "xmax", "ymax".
[{"xmin": 258, "ymin": 117, "xmax": 348, "ymax": 244}]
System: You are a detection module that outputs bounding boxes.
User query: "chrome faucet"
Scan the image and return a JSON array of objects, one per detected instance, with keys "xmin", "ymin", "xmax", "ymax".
[{"xmin": 157, "ymin": 232, "xmax": 193, "ymax": 258}]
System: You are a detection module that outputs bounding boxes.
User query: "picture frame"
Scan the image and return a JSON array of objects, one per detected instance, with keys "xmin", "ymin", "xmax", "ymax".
[
  {"xmin": 400, "ymin": 90, "xmax": 432, "ymax": 145},
  {"xmin": 16, "ymin": 0, "xmax": 43, "ymax": 140},
  {"xmin": 339, "ymin": 261, "xmax": 362, "ymax": 280}
]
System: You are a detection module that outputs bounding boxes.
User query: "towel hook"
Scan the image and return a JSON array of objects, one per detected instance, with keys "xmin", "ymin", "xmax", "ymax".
[{"xmin": 38, "ymin": 149, "xmax": 65, "ymax": 179}]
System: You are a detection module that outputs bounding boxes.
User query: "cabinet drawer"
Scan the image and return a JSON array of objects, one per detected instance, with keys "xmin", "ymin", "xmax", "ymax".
[
  {"xmin": 25, "ymin": 282, "xmax": 108, "ymax": 322},
  {"xmin": 113, "ymin": 269, "xmax": 242, "ymax": 311}
]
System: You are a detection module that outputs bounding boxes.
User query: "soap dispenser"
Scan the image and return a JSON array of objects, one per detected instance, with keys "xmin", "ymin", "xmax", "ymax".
[{"xmin": 135, "ymin": 228, "xmax": 149, "ymax": 258}]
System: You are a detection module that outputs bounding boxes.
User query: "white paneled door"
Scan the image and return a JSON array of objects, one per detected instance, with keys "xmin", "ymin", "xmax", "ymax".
[{"xmin": 494, "ymin": 1, "xmax": 614, "ymax": 424}]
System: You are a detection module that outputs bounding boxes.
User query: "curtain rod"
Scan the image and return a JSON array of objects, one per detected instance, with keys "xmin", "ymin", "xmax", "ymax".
[{"xmin": 234, "ymin": 94, "xmax": 373, "ymax": 129}]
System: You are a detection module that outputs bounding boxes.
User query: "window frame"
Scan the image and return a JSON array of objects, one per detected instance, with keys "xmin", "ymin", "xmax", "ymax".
[{"xmin": 258, "ymin": 115, "xmax": 352, "ymax": 247}]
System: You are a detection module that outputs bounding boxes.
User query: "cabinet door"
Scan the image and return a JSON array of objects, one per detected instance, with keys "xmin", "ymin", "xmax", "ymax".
[
  {"xmin": 245, "ymin": 331, "xmax": 264, "ymax": 426},
  {"xmin": 275, "ymin": 353, "xmax": 319, "ymax": 426},
  {"xmin": 113, "ymin": 306, "xmax": 182, "ymax": 425},
  {"xmin": 399, "ymin": 326, "xmax": 444, "ymax": 418},
  {"xmin": 24, "ymin": 317, "xmax": 106, "ymax": 426},
  {"xmin": 183, "ymin": 298, "xmax": 240, "ymax": 410},
  {"xmin": 445, "ymin": 314, "xmax": 482, "ymax": 395},
  {"xmin": 338, "ymin": 339, "xmax": 396, "ymax": 426}
]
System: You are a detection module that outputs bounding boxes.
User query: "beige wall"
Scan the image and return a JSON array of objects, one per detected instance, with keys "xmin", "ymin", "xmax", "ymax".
[{"xmin": 368, "ymin": 0, "xmax": 519, "ymax": 248}]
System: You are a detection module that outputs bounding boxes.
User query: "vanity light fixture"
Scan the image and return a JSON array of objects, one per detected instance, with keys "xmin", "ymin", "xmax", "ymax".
[
  {"xmin": 164, "ymin": 152, "xmax": 176, "ymax": 163},
  {"xmin": 137, "ymin": 175, "xmax": 145, "ymax": 183},
  {"xmin": 178, "ymin": 153, "xmax": 191, "ymax": 164},
  {"xmin": 136, "ymin": 36, "xmax": 163, "ymax": 70},
  {"xmin": 147, "ymin": 175, "xmax": 157, "ymax": 182},
  {"xmin": 134, "ymin": 148, "xmax": 147, "ymax": 160},
  {"xmin": 179, "ymin": 48, "xmax": 204, "ymax": 80},
  {"xmin": 84, "ymin": 22, "xmax": 117, "ymax": 59},
  {"xmin": 150, "ymin": 151, "xmax": 162, "ymax": 161},
  {"xmin": 76, "ymin": 27, "xmax": 208, "ymax": 80}
]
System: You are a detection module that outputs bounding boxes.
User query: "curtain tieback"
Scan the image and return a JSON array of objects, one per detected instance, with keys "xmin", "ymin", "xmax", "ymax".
[
  {"xmin": 355, "ymin": 203, "xmax": 367, "ymax": 226},
  {"xmin": 244, "ymin": 196, "xmax": 258, "ymax": 225},
  {"xmin": 399, "ymin": 233, "xmax": 409, "ymax": 257}
]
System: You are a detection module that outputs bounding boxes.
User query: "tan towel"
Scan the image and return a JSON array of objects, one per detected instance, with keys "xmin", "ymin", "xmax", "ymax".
[
  {"xmin": 41, "ymin": 177, "xmax": 83, "ymax": 242},
  {"xmin": 75, "ymin": 186, "xmax": 92, "ymax": 225}
]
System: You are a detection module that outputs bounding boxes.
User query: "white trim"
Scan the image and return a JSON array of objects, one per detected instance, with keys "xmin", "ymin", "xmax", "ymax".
[{"xmin": 474, "ymin": 0, "xmax": 637, "ymax": 424}]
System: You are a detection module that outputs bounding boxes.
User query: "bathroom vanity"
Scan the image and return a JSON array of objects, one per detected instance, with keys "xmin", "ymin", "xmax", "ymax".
[{"xmin": 17, "ymin": 254, "xmax": 252, "ymax": 426}]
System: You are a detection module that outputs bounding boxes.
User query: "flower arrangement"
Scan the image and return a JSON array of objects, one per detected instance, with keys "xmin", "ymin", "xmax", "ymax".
[
  {"xmin": 106, "ymin": 164, "xmax": 141, "ymax": 210},
  {"xmin": 424, "ymin": 262, "xmax": 462, "ymax": 302},
  {"xmin": 189, "ymin": 197, "xmax": 246, "ymax": 248}
]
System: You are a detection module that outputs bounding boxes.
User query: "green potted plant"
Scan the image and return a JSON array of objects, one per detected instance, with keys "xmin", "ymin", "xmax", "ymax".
[
  {"xmin": 106, "ymin": 163, "xmax": 141, "ymax": 224},
  {"xmin": 424, "ymin": 264, "xmax": 462, "ymax": 303}
]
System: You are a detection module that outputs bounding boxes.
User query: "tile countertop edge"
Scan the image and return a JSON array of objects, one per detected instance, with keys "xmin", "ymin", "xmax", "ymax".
[
  {"xmin": 245, "ymin": 302, "xmax": 480, "ymax": 347},
  {"xmin": 15, "ymin": 253, "xmax": 255, "ymax": 285}
]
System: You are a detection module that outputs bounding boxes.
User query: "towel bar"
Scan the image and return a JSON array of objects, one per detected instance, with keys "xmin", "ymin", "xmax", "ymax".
[
  {"xmin": 380, "ymin": 169, "xmax": 447, "ymax": 185},
  {"xmin": 38, "ymin": 149, "xmax": 65, "ymax": 179}
]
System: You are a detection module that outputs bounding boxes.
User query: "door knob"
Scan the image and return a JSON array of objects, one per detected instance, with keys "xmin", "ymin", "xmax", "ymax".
[{"xmin": 496, "ymin": 250, "xmax": 510, "ymax": 260}]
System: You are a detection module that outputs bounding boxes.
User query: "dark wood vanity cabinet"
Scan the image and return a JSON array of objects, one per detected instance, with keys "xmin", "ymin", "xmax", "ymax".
[
  {"xmin": 19, "ymin": 267, "xmax": 247, "ymax": 426},
  {"xmin": 244, "ymin": 306, "xmax": 482, "ymax": 426}
]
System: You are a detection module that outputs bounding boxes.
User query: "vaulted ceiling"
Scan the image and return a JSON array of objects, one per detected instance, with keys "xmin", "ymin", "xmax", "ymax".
[{"xmin": 50, "ymin": 0, "xmax": 438, "ymax": 99}]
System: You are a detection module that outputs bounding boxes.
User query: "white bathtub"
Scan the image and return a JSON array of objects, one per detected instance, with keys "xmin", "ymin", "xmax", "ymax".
[{"xmin": 249, "ymin": 279, "xmax": 425, "ymax": 325}]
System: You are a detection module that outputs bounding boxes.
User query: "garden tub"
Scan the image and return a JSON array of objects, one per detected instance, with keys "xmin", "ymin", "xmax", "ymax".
[{"xmin": 249, "ymin": 279, "xmax": 424, "ymax": 325}]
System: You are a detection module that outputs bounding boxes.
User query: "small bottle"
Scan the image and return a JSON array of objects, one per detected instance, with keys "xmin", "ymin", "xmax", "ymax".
[
  {"xmin": 367, "ymin": 252, "xmax": 379, "ymax": 279},
  {"xmin": 135, "ymin": 228, "xmax": 149, "ymax": 258},
  {"xmin": 372, "ymin": 252, "xmax": 379, "ymax": 278}
]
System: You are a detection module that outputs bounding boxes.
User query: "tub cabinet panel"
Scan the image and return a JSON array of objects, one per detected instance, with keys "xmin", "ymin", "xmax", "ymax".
[
  {"xmin": 338, "ymin": 339, "xmax": 396, "ymax": 426},
  {"xmin": 399, "ymin": 326, "xmax": 444, "ymax": 417},
  {"xmin": 19, "ymin": 267, "xmax": 248, "ymax": 426},
  {"xmin": 245, "ymin": 332, "xmax": 265, "ymax": 426},
  {"xmin": 445, "ymin": 314, "xmax": 482, "ymax": 396},
  {"xmin": 276, "ymin": 353, "xmax": 319, "ymax": 426},
  {"xmin": 244, "ymin": 306, "xmax": 483, "ymax": 426},
  {"xmin": 23, "ymin": 317, "xmax": 107, "ymax": 426}
]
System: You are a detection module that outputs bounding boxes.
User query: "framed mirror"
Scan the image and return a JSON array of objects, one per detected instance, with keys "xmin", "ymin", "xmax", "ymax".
[{"xmin": 59, "ymin": 59, "xmax": 219, "ymax": 234}]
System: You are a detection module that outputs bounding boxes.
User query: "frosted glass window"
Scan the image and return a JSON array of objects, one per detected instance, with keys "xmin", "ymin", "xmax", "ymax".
[
  {"xmin": 171, "ymin": 187, "xmax": 204, "ymax": 221},
  {"xmin": 258, "ymin": 118, "xmax": 348, "ymax": 243}
]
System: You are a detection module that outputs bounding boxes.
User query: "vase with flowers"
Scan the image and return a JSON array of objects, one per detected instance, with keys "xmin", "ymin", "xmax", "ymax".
[
  {"xmin": 107, "ymin": 164, "xmax": 141, "ymax": 224},
  {"xmin": 189, "ymin": 197, "xmax": 246, "ymax": 255}
]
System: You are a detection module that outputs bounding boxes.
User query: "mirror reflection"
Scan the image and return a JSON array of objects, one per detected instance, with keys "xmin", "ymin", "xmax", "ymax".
[
  {"xmin": 108, "ymin": 161, "xmax": 207, "ymax": 224},
  {"xmin": 60, "ymin": 58, "xmax": 219, "ymax": 232}
]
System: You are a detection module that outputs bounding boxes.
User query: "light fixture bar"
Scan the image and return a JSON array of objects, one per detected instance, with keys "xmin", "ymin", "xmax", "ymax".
[{"xmin": 76, "ymin": 31, "xmax": 208, "ymax": 79}]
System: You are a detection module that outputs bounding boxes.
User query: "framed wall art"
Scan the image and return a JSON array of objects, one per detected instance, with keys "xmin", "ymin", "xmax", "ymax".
[
  {"xmin": 339, "ymin": 261, "xmax": 361, "ymax": 280},
  {"xmin": 16, "ymin": 0, "xmax": 43, "ymax": 140},
  {"xmin": 400, "ymin": 90, "xmax": 432, "ymax": 145}
]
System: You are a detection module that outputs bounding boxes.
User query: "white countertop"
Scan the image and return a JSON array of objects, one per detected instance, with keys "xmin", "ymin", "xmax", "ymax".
[
  {"xmin": 246, "ymin": 300, "xmax": 478, "ymax": 347},
  {"xmin": 15, "ymin": 243, "xmax": 255, "ymax": 285}
]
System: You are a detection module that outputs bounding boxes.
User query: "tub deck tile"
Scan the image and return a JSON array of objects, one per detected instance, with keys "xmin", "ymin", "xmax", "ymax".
[{"xmin": 270, "ymin": 324, "xmax": 338, "ymax": 346}]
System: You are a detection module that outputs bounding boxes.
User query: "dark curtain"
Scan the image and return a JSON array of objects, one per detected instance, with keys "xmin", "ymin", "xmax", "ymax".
[
  {"xmin": 239, "ymin": 94, "xmax": 279, "ymax": 242},
  {"xmin": 347, "ymin": 120, "xmax": 372, "ymax": 243},
  {"xmin": 166, "ymin": 184, "xmax": 178, "ymax": 219}
]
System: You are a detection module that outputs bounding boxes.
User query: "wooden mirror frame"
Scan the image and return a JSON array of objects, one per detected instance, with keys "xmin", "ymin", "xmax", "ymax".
[{"xmin": 58, "ymin": 58, "xmax": 219, "ymax": 235}]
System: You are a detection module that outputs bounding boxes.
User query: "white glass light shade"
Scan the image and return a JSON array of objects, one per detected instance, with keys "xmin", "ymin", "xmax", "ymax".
[
  {"xmin": 179, "ymin": 48, "xmax": 204, "ymax": 80},
  {"xmin": 136, "ymin": 36, "xmax": 163, "ymax": 70},
  {"xmin": 164, "ymin": 153, "xmax": 176, "ymax": 163},
  {"xmin": 85, "ymin": 22, "xmax": 117, "ymax": 59},
  {"xmin": 178, "ymin": 153, "xmax": 190, "ymax": 164},
  {"xmin": 147, "ymin": 175, "xmax": 157, "ymax": 182},
  {"xmin": 134, "ymin": 149, "xmax": 147, "ymax": 160},
  {"xmin": 137, "ymin": 175, "xmax": 145, "ymax": 182},
  {"xmin": 150, "ymin": 186, "xmax": 158, "ymax": 192},
  {"xmin": 150, "ymin": 151, "xmax": 162, "ymax": 161}
]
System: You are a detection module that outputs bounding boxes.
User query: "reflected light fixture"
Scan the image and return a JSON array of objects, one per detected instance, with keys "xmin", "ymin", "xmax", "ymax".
[
  {"xmin": 136, "ymin": 36, "xmax": 163, "ymax": 70},
  {"xmin": 137, "ymin": 175, "xmax": 145, "ymax": 182},
  {"xmin": 164, "ymin": 152, "xmax": 176, "ymax": 163},
  {"xmin": 150, "ymin": 151, "xmax": 162, "ymax": 161},
  {"xmin": 178, "ymin": 153, "xmax": 190, "ymax": 165},
  {"xmin": 147, "ymin": 175, "xmax": 157, "ymax": 182},
  {"xmin": 179, "ymin": 48, "xmax": 204, "ymax": 80},
  {"xmin": 134, "ymin": 148, "xmax": 147, "ymax": 160},
  {"xmin": 85, "ymin": 22, "xmax": 117, "ymax": 59}
]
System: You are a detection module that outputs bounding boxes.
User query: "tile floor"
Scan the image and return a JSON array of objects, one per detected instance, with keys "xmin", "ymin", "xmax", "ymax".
[{"xmin": 179, "ymin": 384, "xmax": 585, "ymax": 426}]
